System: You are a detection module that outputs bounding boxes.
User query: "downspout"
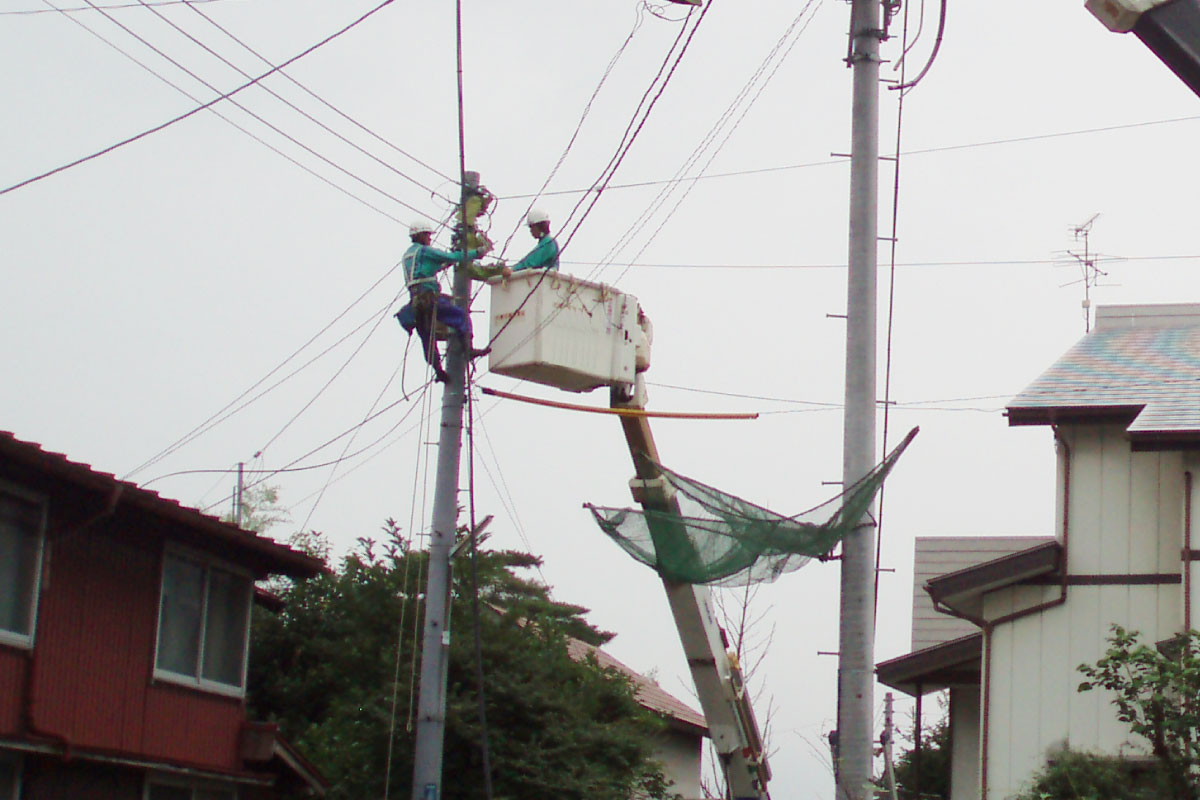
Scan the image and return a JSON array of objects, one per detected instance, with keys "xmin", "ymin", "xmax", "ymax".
[
  {"xmin": 913, "ymin": 685, "xmax": 922, "ymax": 793},
  {"xmin": 930, "ymin": 426, "xmax": 1072, "ymax": 800},
  {"xmin": 1184, "ymin": 471, "xmax": 1192, "ymax": 632},
  {"xmin": 21, "ymin": 485, "xmax": 123, "ymax": 760}
]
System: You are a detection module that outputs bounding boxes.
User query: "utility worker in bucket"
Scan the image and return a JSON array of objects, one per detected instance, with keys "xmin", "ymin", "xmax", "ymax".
[
  {"xmin": 397, "ymin": 219, "xmax": 490, "ymax": 383},
  {"xmin": 501, "ymin": 208, "xmax": 559, "ymax": 277}
]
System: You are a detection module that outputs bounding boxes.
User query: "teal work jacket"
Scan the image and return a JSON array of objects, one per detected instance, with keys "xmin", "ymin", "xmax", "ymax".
[
  {"xmin": 402, "ymin": 243, "xmax": 482, "ymax": 296},
  {"xmin": 511, "ymin": 235, "xmax": 560, "ymax": 272}
]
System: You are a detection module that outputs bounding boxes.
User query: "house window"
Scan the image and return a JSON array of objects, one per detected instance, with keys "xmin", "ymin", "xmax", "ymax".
[
  {"xmin": 0, "ymin": 488, "xmax": 45, "ymax": 649},
  {"xmin": 154, "ymin": 551, "xmax": 252, "ymax": 694},
  {"xmin": 146, "ymin": 778, "xmax": 236, "ymax": 800}
]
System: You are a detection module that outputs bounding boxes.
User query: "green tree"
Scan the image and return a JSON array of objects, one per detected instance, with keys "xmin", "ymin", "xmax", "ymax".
[
  {"xmin": 221, "ymin": 483, "xmax": 291, "ymax": 534},
  {"xmin": 1076, "ymin": 625, "xmax": 1200, "ymax": 799},
  {"xmin": 1010, "ymin": 748, "xmax": 1169, "ymax": 800},
  {"xmin": 886, "ymin": 711, "xmax": 951, "ymax": 800},
  {"xmin": 248, "ymin": 523, "xmax": 672, "ymax": 800}
]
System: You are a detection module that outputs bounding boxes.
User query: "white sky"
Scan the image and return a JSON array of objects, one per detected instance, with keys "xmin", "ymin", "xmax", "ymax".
[{"xmin": 4, "ymin": 0, "xmax": 1200, "ymax": 797}]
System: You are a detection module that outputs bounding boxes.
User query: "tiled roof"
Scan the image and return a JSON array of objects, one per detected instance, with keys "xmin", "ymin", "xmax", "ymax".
[
  {"xmin": 0, "ymin": 431, "xmax": 324, "ymax": 579},
  {"xmin": 1008, "ymin": 304, "xmax": 1200, "ymax": 439},
  {"xmin": 566, "ymin": 638, "xmax": 708, "ymax": 736}
]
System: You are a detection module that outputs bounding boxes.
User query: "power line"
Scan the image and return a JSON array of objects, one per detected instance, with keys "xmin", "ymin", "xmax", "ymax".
[
  {"xmin": 2, "ymin": 0, "xmax": 226, "ymax": 13},
  {"xmin": 255, "ymin": 290, "xmax": 402, "ymax": 458},
  {"xmin": 203, "ymin": 383, "xmax": 433, "ymax": 513},
  {"xmin": 598, "ymin": 0, "xmax": 825, "ymax": 286},
  {"xmin": 2, "ymin": 0, "xmax": 399, "ymax": 197},
  {"xmin": 482, "ymin": 3, "xmax": 709, "ymax": 355},
  {"xmin": 157, "ymin": 0, "xmax": 454, "ymax": 200},
  {"xmin": 560, "ymin": 253, "xmax": 1200, "ymax": 270},
  {"xmin": 125, "ymin": 268, "xmax": 400, "ymax": 480},
  {"xmin": 497, "ymin": 114, "xmax": 1200, "ymax": 200},
  {"xmin": 182, "ymin": 1, "xmax": 453, "ymax": 184},
  {"xmin": 296, "ymin": 365, "xmax": 404, "ymax": 533},
  {"xmin": 73, "ymin": 0, "xmax": 433, "ymax": 217},
  {"xmin": 496, "ymin": 0, "xmax": 651, "ymax": 260},
  {"xmin": 559, "ymin": 1, "xmax": 710, "ymax": 250},
  {"xmin": 41, "ymin": 0, "xmax": 409, "ymax": 223}
]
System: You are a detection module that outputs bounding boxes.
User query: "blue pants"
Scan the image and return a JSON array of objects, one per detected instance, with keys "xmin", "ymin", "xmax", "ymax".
[{"xmin": 396, "ymin": 293, "xmax": 471, "ymax": 373}]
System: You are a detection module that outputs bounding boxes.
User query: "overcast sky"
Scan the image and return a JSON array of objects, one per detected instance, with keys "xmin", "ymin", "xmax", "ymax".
[{"xmin": 4, "ymin": 0, "xmax": 1200, "ymax": 796}]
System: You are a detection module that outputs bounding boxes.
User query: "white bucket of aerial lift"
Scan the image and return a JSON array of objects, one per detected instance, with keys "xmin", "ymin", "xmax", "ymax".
[{"xmin": 486, "ymin": 270, "xmax": 652, "ymax": 393}]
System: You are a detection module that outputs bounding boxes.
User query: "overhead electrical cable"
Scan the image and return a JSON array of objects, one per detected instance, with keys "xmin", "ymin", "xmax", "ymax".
[
  {"xmin": 181, "ymin": 0, "xmax": 454, "ymax": 185},
  {"xmin": 483, "ymin": 0, "xmax": 711, "ymax": 358},
  {"xmin": 559, "ymin": 0, "xmax": 711, "ymax": 249},
  {"xmin": 35, "ymin": 0, "xmax": 407, "ymax": 222},
  {"xmin": 255, "ymin": 291, "xmax": 404, "ymax": 458},
  {"xmin": 895, "ymin": 0, "xmax": 927, "ymax": 67},
  {"xmin": 145, "ymin": 404, "xmax": 423, "ymax": 487},
  {"xmin": 296, "ymin": 365, "xmax": 405, "ymax": 533},
  {"xmin": 891, "ymin": 0, "xmax": 944, "ymax": 91},
  {"xmin": 384, "ymin": 383, "xmax": 436, "ymax": 799},
  {"xmin": 496, "ymin": 0, "xmax": 650, "ymax": 260},
  {"xmin": 599, "ymin": 0, "xmax": 824, "ymax": 285},
  {"xmin": 125, "ymin": 284, "xmax": 398, "ymax": 480},
  {"xmin": 2, "ymin": 0, "xmax": 398, "ymax": 198},
  {"xmin": 876, "ymin": 0, "xmax": 915, "ymax": 623},
  {"xmin": 71, "ymin": 0, "xmax": 432, "ymax": 218},
  {"xmin": 136, "ymin": 0, "xmax": 453, "ymax": 201},
  {"xmin": 560, "ymin": 253, "xmax": 1200, "ymax": 269},
  {"xmin": 2, "ymin": 0, "xmax": 225, "ymax": 13},
  {"xmin": 200, "ymin": 386, "xmax": 432, "ymax": 514},
  {"xmin": 468, "ymin": 396, "xmax": 548, "ymax": 586},
  {"xmin": 496, "ymin": 114, "xmax": 1200, "ymax": 200},
  {"xmin": 278, "ymin": 384, "xmax": 437, "ymax": 513}
]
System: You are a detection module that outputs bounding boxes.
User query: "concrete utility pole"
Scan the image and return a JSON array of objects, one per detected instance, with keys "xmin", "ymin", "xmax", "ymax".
[
  {"xmin": 235, "ymin": 461, "xmax": 244, "ymax": 527},
  {"xmin": 836, "ymin": 0, "xmax": 882, "ymax": 797},
  {"xmin": 410, "ymin": 173, "xmax": 483, "ymax": 800}
]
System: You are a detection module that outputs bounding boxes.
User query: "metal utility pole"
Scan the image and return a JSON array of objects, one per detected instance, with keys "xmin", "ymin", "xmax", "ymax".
[
  {"xmin": 410, "ymin": 171, "xmax": 484, "ymax": 800},
  {"xmin": 836, "ymin": 0, "xmax": 882, "ymax": 797}
]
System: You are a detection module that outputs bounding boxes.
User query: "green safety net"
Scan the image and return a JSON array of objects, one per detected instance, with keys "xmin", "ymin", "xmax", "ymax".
[{"xmin": 585, "ymin": 427, "xmax": 918, "ymax": 586}]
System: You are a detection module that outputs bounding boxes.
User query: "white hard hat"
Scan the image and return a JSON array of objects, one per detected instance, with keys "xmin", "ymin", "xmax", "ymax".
[
  {"xmin": 409, "ymin": 219, "xmax": 434, "ymax": 236},
  {"xmin": 527, "ymin": 208, "xmax": 551, "ymax": 226}
]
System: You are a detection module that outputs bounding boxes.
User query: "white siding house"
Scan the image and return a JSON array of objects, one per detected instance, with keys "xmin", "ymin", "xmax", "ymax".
[{"xmin": 878, "ymin": 303, "xmax": 1200, "ymax": 800}]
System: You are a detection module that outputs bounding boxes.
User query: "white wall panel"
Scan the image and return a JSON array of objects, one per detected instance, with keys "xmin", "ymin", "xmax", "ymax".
[
  {"xmin": 1067, "ymin": 429, "xmax": 1103, "ymax": 573},
  {"xmin": 1036, "ymin": 602, "xmax": 1070, "ymax": 763},
  {"xmin": 1159, "ymin": 452, "xmax": 1185, "ymax": 574},
  {"xmin": 1098, "ymin": 426, "xmax": 1133, "ymax": 575},
  {"xmin": 949, "ymin": 686, "xmax": 981, "ymax": 800},
  {"xmin": 1066, "ymin": 586, "xmax": 1103, "ymax": 751},
  {"xmin": 1128, "ymin": 450, "xmax": 1162, "ymax": 573}
]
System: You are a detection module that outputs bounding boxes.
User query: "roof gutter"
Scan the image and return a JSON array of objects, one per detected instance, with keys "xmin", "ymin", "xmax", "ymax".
[{"xmin": 930, "ymin": 426, "xmax": 1072, "ymax": 800}]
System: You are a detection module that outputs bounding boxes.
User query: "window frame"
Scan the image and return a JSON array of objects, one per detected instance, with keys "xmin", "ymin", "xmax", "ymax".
[
  {"xmin": 0, "ymin": 481, "xmax": 47, "ymax": 651},
  {"xmin": 143, "ymin": 774, "xmax": 238, "ymax": 800},
  {"xmin": 152, "ymin": 547, "xmax": 253, "ymax": 698}
]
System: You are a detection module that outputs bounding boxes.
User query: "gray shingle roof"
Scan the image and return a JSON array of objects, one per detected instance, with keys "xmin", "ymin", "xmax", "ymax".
[{"xmin": 1007, "ymin": 304, "xmax": 1200, "ymax": 439}]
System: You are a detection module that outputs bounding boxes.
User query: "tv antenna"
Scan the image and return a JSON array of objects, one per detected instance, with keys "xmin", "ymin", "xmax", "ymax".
[{"xmin": 1056, "ymin": 214, "xmax": 1112, "ymax": 332}]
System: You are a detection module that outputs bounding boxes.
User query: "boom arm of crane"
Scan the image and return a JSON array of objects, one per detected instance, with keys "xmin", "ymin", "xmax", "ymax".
[{"xmin": 613, "ymin": 377, "xmax": 771, "ymax": 800}]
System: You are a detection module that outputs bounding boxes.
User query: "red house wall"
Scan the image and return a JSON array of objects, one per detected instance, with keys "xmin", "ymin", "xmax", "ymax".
[
  {"xmin": 22, "ymin": 516, "xmax": 244, "ymax": 770},
  {"xmin": 0, "ymin": 647, "xmax": 27, "ymax": 735}
]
